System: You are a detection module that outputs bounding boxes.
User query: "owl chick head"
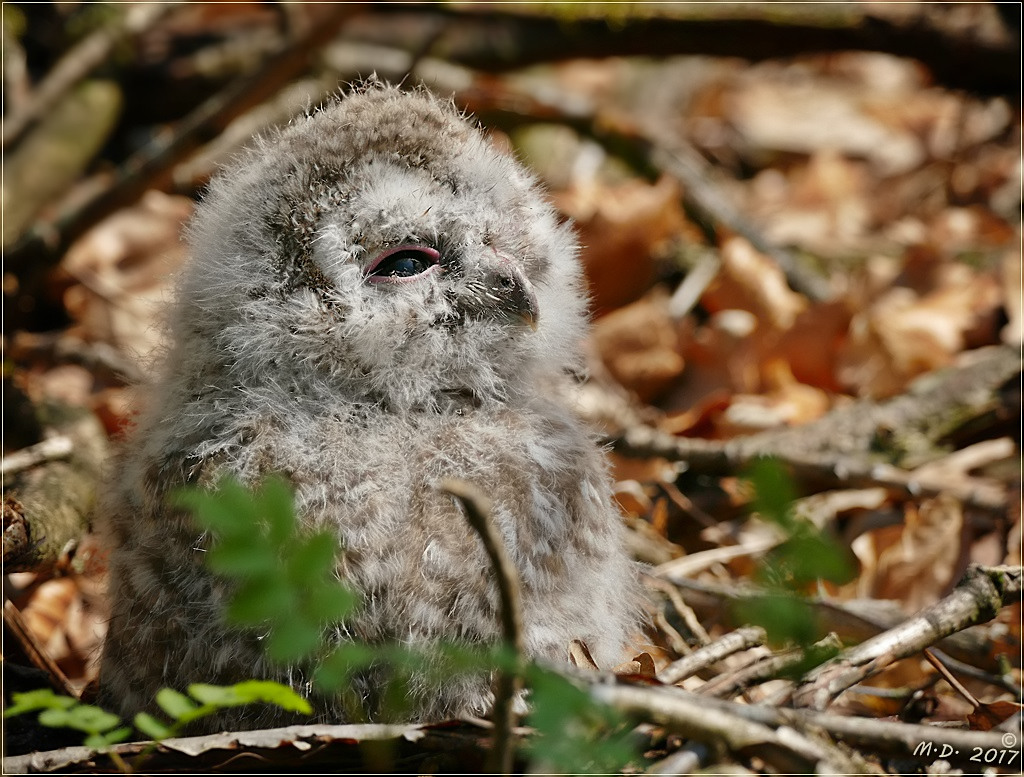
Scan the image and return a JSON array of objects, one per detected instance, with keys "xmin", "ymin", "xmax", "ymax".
[{"xmin": 179, "ymin": 83, "xmax": 588, "ymax": 412}]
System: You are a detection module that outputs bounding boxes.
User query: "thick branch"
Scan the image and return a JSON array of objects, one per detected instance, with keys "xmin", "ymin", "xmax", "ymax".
[
  {"xmin": 612, "ymin": 346, "xmax": 1021, "ymax": 512},
  {"xmin": 358, "ymin": 5, "xmax": 1018, "ymax": 96},
  {"xmin": 2, "ymin": 409, "xmax": 108, "ymax": 571}
]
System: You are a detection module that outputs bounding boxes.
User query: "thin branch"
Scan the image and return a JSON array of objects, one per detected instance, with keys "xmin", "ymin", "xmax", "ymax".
[
  {"xmin": 4, "ymin": 5, "xmax": 360, "ymax": 300},
  {"xmin": 590, "ymin": 682, "xmax": 863, "ymax": 774},
  {"xmin": 441, "ymin": 478, "xmax": 523, "ymax": 776},
  {"xmin": 792, "ymin": 564, "xmax": 1023, "ymax": 710},
  {"xmin": 666, "ymin": 576, "xmax": 1010, "ymax": 676},
  {"xmin": 459, "ymin": 85, "xmax": 831, "ymax": 301},
  {"xmin": 1, "ymin": 436, "xmax": 73, "ymax": 477},
  {"xmin": 658, "ymin": 626, "xmax": 767, "ymax": 685},
  {"xmin": 2, "ymin": 3, "xmax": 178, "ymax": 150},
  {"xmin": 591, "ymin": 681, "xmax": 1014, "ymax": 769},
  {"xmin": 610, "ymin": 345, "xmax": 1021, "ymax": 514},
  {"xmin": 3, "ymin": 601, "xmax": 78, "ymax": 698}
]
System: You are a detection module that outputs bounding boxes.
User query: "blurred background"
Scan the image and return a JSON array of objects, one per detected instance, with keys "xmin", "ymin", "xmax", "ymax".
[{"xmin": 2, "ymin": 1, "xmax": 1020, "ymax": 747}]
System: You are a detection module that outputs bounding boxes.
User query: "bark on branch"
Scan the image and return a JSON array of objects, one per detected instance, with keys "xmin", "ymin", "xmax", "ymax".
[{"xmin": 791, "ymin": 564, "xmax": 1022, "ymax": 710}]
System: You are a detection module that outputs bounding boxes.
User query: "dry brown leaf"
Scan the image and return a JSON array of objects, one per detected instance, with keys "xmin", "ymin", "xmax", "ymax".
[
  {"xmin": 837, "ymin": 265, "xmax": 1002, "ymax": 397},
  {"xmin": 60, "ymin": 190, "xmax": 193, "ymax": 364},
  {"xmin": 728, "ymin": 74, "xmax": 925, "ymax": 175},
  {"xmin": 556, "ymin": 176, "xmax": 690, "ymax": 314},
  {"xmin": 591, "ymin": 288, "xmax": 686, "ymax": 402},
  {"xmin": 870, "ymin": 495, "xmax": 965, "ymax": 611},
  {"xmin": 20, "ymin": 577, "xmax": 77, "ymax": 656},
  {"xmin": 1000, "ymin": 249, "xmax": 1022, "ymax": 346},
  {"xmin": 720, "ymin": 359, "xmax": 829, "ymax": 433},
  {"xmin": 771, "ymin": 300, "xmax": 853, "ymax": 392},
  {"xmin": 968, "ymin": 700, "xmax": 1023, "ymax": 732},
  {"xmin": 612, "ymin": 652, "xmax": 658, "ymax": 678},
  {"xmin": 568, "ymin": 638, "xmax": 600, "ymax": 670},
  {"xmin": 702, "ymin": 237, "xmax": 808, "ymax": 332},
  {"xmin": 25, "ymin": 364, "xmax": 95, "ymax": 408}
]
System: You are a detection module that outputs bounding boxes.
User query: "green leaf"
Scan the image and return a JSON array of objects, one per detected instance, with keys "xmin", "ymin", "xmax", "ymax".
[
  {"xmin": 259, "ymin": 476, "xmax": 297, "ymax": 546},
  {"xmin": 525, "ymin": 666, "xmax": 635, "ymax": 774},
  {"xmin": 229, "ymin": 681, "xmax": 312, "ymax": 715},
  {"xmin": 174, "ymin": 477, "xmax": 256, "ymax": 538},
  {"xmin": 776, "ymin": 532, "xmax": 855, "ymax": 586},
  {"xmin": 63, "ymin": 705, "xmax": 123, "ymax": 733},
  {"xmin": 187, "ymin": 683, "xmax": 243, "ymax": 707},
  {"xmin": 186, "ymin": 681, "xmax": 311, "ymax": 715},
  {"xmin": 733, "ymin": 592, "xmax": 818, "ymax": 647},
  {"xmin": 303, "ymin": 585, "xmax": 358, "ymax": 624},
  {"xmin": 266, "ymin": 618, "xmax": 321, "ymax": 663},
  {"xmin": 4, "ymin": 688, "xmax": 76, "ymax": 717},
  {"xmin": 314, "ymin": 643, "xmax": 379, "ymax": 692},
  {"xmin": 37, "ymin": 708, "xmax": 73, "ymax": 728},
  {"xmin": 226, "ymin": 574, "xmax": 293, "ymax": 624},
  {"xmin": 747, "ymin": 457, "xmax": 798, "ymax": 530},
  {"xmin": 134, "ymin": 712, "xmax": 173, "ymax": 740},
  {"xmin": 85, "ymin": 727, "xmax": 132, "ymax": 749},
  {"xmin": 155, "ymin": 688, "xmax": 200, "ymax": 720},
  {"xmin": 207, "ymin": 536, "xmax": 278, "ymax": 578},
  {"xmin": 287, "ymin": 532, "xmax": 337, "ymax": 584}
]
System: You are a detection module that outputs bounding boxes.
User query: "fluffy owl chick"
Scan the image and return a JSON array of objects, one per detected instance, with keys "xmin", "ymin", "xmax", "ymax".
[{"xmin": 99, "ymin": 83, "xmax": 639, "ymax": 731}]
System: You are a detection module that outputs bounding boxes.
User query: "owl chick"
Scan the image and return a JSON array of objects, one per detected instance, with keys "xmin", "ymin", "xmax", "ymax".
[{"xmin": 99, "ymin": 83, "xmax": 639, "ymax": 732}]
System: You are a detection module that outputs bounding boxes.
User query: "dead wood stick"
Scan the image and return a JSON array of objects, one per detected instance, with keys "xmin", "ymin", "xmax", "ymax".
[
  {"xmin": 658, "ymin": 626, "xmax": 766, "ymax": 685},
  {"xmin": 666, "ymin": 576, "xmax": 1008, "ymax": 676},
  {"xmin": 593, "ymin": 682, "xmax": 1015, "ymax": 768},
  {"xmin": 1, "ymin": 3, "xmax": 177, "ymax": 150},
  {"xmin": 1, "ymin": 436, "xmax": 73, "ymax": 477},
  {"xmin": 442, "ymin": 478, "xmax": 523, "ymax": 776},
  {"xmin": 363, "ymin": 4, "xmax": 1018, "ymax": 96},
  {"xmin": 611, "ymin": 346, "xmax": 1021, "ymax": 513},
  {"xmin": 3, "ymin": 5, "xmax": 360, "ymax": 286},
  {"xmin": 3, "ymin": 600, "xmax": 77, "ymax": 698},
  {"xmin": 459, "ymin": 86, "xmax": 830, "ymax": 301},
  {"xmin": 2, "ymin": 409, "xmax": 108, "ymax": 572},
  {"xmin": 590, "ymin": 682, "xmax": 863, "ymax": 774},
  {"xmin": 791, "ymin": 564, "xmax": 1022, "ymax": 710}
]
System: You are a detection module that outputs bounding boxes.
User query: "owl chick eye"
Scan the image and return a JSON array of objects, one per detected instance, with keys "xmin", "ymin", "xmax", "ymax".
[{"xmin": 366, "ymin": 246, "xmax": 441, "ymax": 283}]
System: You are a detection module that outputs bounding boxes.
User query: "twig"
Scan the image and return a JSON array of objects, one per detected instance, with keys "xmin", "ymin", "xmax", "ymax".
[
  {"xmin": 609, "ymin": 345, "xmax": 1021, "ymax": 514},
  {"xmin": 3, "ymin": 601, "xmax": 78, "ymax": 698},
  {"xmin": 441, "ymin": 478, "xmax": 523, "ymax": 776},
  {"xmin": 591, "ymin": 681, "xmax": 1014, "ymax": 769},
  {"xmin": 644, "ymin": 575, "xmax": 711, "ymax": 646},
  {"xmin": 657, "ymin": 626, "xmax": 767, "ymax": 685},
  {"xmin": 2, "ymin": 3, "xmax": 177, "ymax": 150},
  {"xmin": 791, "ymin": 564, "xmax": 1022, "ymax": 710},
  {"xmin": 1, "ymin": 436, "xmax": 73, "ymax": 477},
  {"xmin": 667, "ymin": 250, "xmax": 722, "ymax": 321},
  {"xmin": 926, "ymin": 648, "xmax": 1023, "ymax": 700},
  {"xmin": 701, "ymin": 635, "xmax": 843, "ymax": 700},
  {"xmin": 4, "ymin": 5, "xmax": 360, "ymax": 292},
  {"xmin": 667, "ymin": 576, "xmax": 1010, "ymax": 675},
  {"xmin": 923, "ymin": 648, "xmax": 980, "ymax": 708},
  {"xmin": 458, "ymin": 85, "xmax": 831, "ymax": 301},
  {"xmin": 590, "ymin": 682, "xmax": 862, "ymax": 774},
  {"xmin": 2, "ymin": 410, "xmax": 108, "ymax": 572}
]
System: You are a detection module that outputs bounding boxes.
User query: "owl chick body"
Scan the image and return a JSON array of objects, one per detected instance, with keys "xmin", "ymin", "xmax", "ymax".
[{"xmin": 99, "ymin": 84, "xmax": 638, "ymax": 730}]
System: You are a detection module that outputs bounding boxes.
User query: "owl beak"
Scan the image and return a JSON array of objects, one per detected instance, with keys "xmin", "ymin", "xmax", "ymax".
[{"xmin": 486, "ymin": 260, "xmax": 539, "ymax": 331}]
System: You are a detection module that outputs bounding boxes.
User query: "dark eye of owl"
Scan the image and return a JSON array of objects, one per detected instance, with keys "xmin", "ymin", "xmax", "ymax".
[{"xmin": 366, "ymin": 246, "xmax": 441, "ymax": 283}]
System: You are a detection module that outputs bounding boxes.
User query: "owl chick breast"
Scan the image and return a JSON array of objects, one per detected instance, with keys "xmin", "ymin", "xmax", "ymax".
[{"xmin": 100, "ymin": 84, "xmax": 639, "ymax": 730}]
